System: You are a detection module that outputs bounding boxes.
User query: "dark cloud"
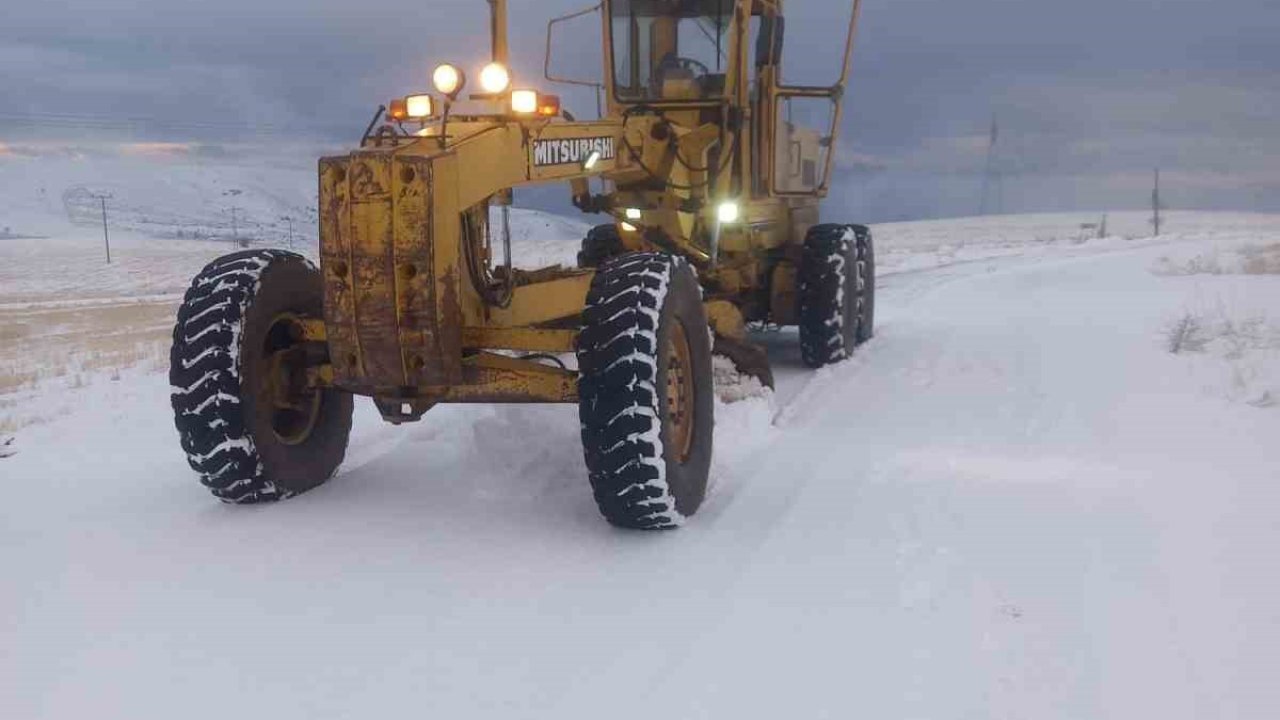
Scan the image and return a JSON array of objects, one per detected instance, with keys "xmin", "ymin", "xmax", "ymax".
[{"xmin": 3, "ymin": 0, "xmax": 1278, "ymax": 220}]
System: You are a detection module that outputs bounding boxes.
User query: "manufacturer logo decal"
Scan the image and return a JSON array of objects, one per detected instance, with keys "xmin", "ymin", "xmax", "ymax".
[{"xmin": 533, "ymin": 137, "xmax": 617, "ymax": 167}]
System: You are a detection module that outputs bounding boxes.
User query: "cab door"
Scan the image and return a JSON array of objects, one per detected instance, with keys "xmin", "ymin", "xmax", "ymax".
[
  {"xmin": 765, "ymin": 0, "xmax": 863, "ymax": 199},
  {"xmin": 770, "ymin": 89, "xmax": 837, "ymax": 197}
]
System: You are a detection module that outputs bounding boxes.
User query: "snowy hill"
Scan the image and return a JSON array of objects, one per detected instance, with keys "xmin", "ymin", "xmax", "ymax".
[
  {"xmin": 2, "ymin": 159, "xmax": 1279, "ymax": 719},
  {"xmin": 0, "ymin": 151, "xmax": 319, "ymax": 246},
  {"xmin": 0, "ymin": 151, "xmax": 593, "ymax": 256},
  {"xmin": 0, "ymin": 152, "xmax": 590, "ymax": 304}
]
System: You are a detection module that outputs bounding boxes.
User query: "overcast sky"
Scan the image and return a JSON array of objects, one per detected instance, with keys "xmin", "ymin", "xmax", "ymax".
[{"xmin": 3, "ymin": 0, "xmax": 1278, "ymax": 221}]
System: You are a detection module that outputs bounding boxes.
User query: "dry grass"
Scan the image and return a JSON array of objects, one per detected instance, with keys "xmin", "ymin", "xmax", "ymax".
[
  {"xmin": 1164, "ymin": 305, "xmax": 1280, "ymax": 409},
  {"xmin": 0, "ymin": 300, "xmax": 176, "ymax": 431},
  {"xmin": 1155, "ymin": 243, "xmax": 1280, "ymax": 277},
  {"xmin": 1239, "ymin": 243, "xmax": 1280, "ymax": 275},
  {"xmin": 0, "ymin": 369, "xmax": 41, "ymax": 394},
  {"xmin": 1153, "ymin": 251, "xmax": 1225, "ymax": 276},
  {"xmin": 1166, "ymin": 309, "xmax": 1279, "ymax": 356}
]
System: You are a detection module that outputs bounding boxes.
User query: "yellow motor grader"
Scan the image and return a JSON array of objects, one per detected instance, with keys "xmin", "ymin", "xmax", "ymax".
[{"xmin": 169, "ymin": 0, "xmax": 874, "ymax": 529}]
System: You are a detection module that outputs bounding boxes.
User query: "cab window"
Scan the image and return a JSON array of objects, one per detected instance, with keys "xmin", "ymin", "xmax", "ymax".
[{"xmin": 610, "ymin": 0, "xmax": 732, "ymax": 102}]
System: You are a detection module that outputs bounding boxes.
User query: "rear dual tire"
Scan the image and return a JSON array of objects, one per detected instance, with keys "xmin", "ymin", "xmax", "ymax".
[
  {"xmin": 798, "ymin": 224, "xmax": 875, "ymax": 368},
  {"xmin": 576, "ymin": 223, "xmax": 625, "ymax": 268}
]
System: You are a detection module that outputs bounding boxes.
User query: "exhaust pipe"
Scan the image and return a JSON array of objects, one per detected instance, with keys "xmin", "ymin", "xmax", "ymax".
[{"xmin": 488, "ymin": 0, "xmax": 509, "ymax": 65}]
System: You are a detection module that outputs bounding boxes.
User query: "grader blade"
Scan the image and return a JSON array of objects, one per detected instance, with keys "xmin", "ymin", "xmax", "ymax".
[{"xmin": 714, "ymin": 335, "xmax": 775, "ymax": 390}]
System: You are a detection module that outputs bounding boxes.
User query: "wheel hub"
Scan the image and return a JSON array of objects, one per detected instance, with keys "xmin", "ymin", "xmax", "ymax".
[
  {"xmin": 665, "ymin": 320, "xmax": 696, "ymax": 464},
  {"xmin": 262, "ymin": 313, "xmax": 323, "ymax": 446}
]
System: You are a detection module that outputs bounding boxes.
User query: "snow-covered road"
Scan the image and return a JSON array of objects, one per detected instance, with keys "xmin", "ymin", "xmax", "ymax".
[{"xmin": 4, "ymin": 222, "xmax": 1279, "ymax": 719}]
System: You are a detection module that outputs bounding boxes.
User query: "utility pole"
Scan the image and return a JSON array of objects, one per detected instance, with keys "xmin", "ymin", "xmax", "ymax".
[
  {"xmin": 283, "ymin": 215, "xmax": 295, "ymax": 250},
  {"xmin": 979, "ymin": 114, "xmax": 999, "ymax": 216},
  {"xmin": 92, "ymin": 192, "xmax": 113, "ymax": 264},
  {"xmin": 1152, "ymin": 169, "xmax": 1162, "ymax": 236},
  {"xmin": 223, "ymin": 189, "xmax": 244, "ymax": 248}
]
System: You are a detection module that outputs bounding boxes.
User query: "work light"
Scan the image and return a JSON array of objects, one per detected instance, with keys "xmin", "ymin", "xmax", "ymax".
[
  {"xmin": 405, "ymin": 94, "xmax": 434, "ymax": 119},
  {"xmin": 432, "ymin": 64, "xmax": 465, "ymax": 98},
  {"xmin": 479, "ymin": 63, "xmax": 511, "ymax": 94},
  {"xmin": 717, "ymin": 201, "xmax": 741, "ymax": 224},
  {"xmin": 511, "ymin": 90, "xmax": 539, "ymax": 114}
]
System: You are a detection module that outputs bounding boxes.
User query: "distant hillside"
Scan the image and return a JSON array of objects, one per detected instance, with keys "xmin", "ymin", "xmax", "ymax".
[
  {"xmin": 0, "ymin": 152, "xmax": 593, "ymax": 266},
  {"xmin": 0, "ymin": 153, "xmax": 318, "ymax": 247}
]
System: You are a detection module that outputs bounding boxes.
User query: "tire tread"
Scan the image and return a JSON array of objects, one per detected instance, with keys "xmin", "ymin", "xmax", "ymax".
[
  {"xmin": 577, "ymin": 252, "xmax": 684, "ymax": 529},
  {"xmin": 169, "ymin": 249, "xmax": 302, "ymax": 503}
]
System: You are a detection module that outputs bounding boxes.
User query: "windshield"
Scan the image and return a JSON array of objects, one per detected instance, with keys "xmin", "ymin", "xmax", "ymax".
[{"xmin": 610, "ymin": 0, "xmax": 733, "ymax": 102}]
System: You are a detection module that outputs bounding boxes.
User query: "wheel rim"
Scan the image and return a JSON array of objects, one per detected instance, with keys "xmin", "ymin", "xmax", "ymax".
[
  {"xmin": 854, "ymin": 255, "xmax": 867, "ymax": 330},
  {"xmin": 665, "ymin": 319, "xmax": 696, "ymax": 464},
  {"xmin": 262, "ymin": 313, "xmax": 323, "ymax": 446}
]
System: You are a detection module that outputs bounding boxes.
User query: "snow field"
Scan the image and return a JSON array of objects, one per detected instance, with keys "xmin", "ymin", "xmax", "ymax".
[{"xmin": 2, "ymin": 157, "xmax": 1279, "ymax": 719}]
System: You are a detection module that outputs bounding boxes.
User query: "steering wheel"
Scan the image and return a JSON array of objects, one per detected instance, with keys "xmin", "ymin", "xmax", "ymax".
[{"xmin": 655, "ymin": 53, "xmax": 712, "ymax": 80}]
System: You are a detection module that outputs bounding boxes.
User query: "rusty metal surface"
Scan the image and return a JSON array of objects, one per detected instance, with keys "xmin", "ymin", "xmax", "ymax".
[
  {"xmin": 486, "ymin": 272, "xmax": 595, "ymax": 327},
  {"xmin": 320, "ymin": 152, "xmax": 463, "ymax": 394},
  {"xmin": 347, "ymin": 154, "xmax": 404, "ymax": 386},
  {"xmin": 461, "ymin": 327, "xmax": 578, "ymax": 353},
  {"xmin": 452, "ymin": 353, "xmax": 578, "ymax": 403},
  {"xmin": 319, "ymin": 157, "xmax": 360, "ymax": 385},
  {"xmin": 393, "ymin": 156, "xmax": 462, "ymax": 386},
  {"xmin": 703, "ymin": 299, "xmax": 746, "ymax": 341}
]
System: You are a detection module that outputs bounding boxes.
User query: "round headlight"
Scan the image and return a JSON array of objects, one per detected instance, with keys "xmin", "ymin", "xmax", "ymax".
[
  {"xmin": 432, "ymin": 64, "xmax": 464, "ymax": 97},
  {"xmin": 479, "ymin": 63, "xmax": 512, "ymax": 94}
]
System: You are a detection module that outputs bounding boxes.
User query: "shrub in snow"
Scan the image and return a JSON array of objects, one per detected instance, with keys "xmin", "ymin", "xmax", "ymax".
[
  {"xmin": 1154, "ymin": 244, "xmax": 1280, "ymax": 277},
  {"xmin": 1165, "ymin": 313, "xmax": 1208, "ymax": 354}
]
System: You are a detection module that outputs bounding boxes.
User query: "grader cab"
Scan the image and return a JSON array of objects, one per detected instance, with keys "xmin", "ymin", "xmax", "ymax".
[{"xmin": 169, "ymin": 0, "xmax": 874, "ymax": 529}]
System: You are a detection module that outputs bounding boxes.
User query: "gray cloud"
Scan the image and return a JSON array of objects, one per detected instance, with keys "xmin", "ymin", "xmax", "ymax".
[{"xmin": 3, "ymin": 0, "xmax": 1278, "ymax": 220}]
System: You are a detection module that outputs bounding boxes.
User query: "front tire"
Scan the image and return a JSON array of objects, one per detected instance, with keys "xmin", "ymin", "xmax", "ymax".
[
  {"xmin": 798, "ymin": 224, "xmax": 876, "ymax": 368},
  {"xmin": 577, "ymin": 253, "xmax": 714, "ymax": 529},
  {"xmin": 169, "ymin": 250, "xmax": 353, "ymax": 503}
]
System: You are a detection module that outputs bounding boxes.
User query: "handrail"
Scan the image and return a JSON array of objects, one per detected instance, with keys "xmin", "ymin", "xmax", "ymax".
[
  {"xmin": 544, "ymin": 2, "xmax": 606, "ymax": 118},
  {"xmin": 770, "ymin": 0, "xmax": 865, "ymax": 198},
  {"xmin": 836, "ymin": 0, "xmax": 864, "ymax": 89}
]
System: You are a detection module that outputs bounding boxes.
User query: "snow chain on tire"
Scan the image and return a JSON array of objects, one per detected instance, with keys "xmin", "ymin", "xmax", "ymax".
[
  {"xmin": 169, "ymin": 250, "xmax": 352, "ymax": 503},
  {"xmin": 577, "ymin": 252, "xmax": 714, "ymax": 529},
  {"xmin": 798, "ymin": 224, "xmax": 875, "ymax": 368}
]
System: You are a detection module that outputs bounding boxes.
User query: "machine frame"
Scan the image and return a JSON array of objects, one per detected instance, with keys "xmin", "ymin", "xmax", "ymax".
[{"xmin": 313, "ymin": 0, "xmax": 863, "ymax": 421}]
